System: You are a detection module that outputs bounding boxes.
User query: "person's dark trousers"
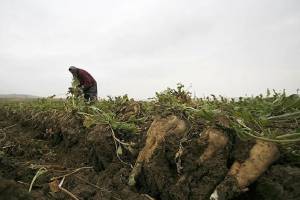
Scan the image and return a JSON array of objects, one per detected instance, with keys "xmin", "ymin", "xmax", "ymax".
[{"xmin": 83, "ymin": 84, "xmax": 97, "ymax": 101}]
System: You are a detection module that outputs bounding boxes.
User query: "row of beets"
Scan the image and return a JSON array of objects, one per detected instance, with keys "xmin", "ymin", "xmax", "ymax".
[
  {"xmin": 0, "ymin": 105, "xmax": 141, "ymax": 170},
  {"xmin": 1, "ymin": 106, "xmax": 84, "ymax": 147}
]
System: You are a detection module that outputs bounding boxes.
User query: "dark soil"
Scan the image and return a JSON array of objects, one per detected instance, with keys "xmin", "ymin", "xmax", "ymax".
[{"xmin": 0, "ymin": 111, "xmax": 300, "ymax": 200}]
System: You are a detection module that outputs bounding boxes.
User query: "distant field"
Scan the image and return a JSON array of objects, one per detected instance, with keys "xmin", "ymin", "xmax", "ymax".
[{"xmin": 0, "ymin": 94, "xmax": 39, "ymax": 101}]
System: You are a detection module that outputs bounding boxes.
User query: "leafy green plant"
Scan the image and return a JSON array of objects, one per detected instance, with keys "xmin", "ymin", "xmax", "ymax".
[{"xmin": 1, "ymin": 84, "xmax": 299, "ymax": 165}]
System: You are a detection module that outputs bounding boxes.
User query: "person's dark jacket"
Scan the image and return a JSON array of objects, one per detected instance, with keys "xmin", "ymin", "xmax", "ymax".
[{"xmin": 76, "ymin": 69, "xmax": 97, "ymax": 89}]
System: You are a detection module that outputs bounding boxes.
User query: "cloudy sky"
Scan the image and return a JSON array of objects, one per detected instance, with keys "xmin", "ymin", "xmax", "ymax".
[{"xmin": 0, "ymin": 0, "xmax": 299, "ymax": 98}]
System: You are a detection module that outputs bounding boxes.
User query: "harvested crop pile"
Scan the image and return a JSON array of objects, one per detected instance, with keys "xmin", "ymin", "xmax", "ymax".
[
  {"xmin": 134, "ymin": 126, "xmax": 232, "ymax": 200},
  {"xmin": 0, "ymin": 85, "xmax": 299, "ymax": 200}
]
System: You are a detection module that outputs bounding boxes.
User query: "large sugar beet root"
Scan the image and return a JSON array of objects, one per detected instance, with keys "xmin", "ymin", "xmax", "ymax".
[
  {"xmin": 128, "ymin": 115, "xmax": 187, "ymax": 186},
  {"xmin": 198, "ymin": 128, "xmax": 229, "ymax": 164},
  {"xmin": 210, "ymin": 140, "xmax": 280, "ymax": 200}
]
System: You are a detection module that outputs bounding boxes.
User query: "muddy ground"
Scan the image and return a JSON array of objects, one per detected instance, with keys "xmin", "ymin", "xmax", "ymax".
[{"xmin": 0, "ymin": 112, "xmax": 300, "ymax": 200}]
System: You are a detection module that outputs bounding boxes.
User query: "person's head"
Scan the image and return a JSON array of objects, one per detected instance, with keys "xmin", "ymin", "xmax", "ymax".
[{"xmin": 69, "ymin": 66, "xmax": 78, "ymax": 76}]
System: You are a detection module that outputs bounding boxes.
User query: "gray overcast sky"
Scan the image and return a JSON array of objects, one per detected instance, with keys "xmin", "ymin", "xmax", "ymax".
[{"xmin": 0, "ymin": 0, "xmax": 299, "ymax": 98}]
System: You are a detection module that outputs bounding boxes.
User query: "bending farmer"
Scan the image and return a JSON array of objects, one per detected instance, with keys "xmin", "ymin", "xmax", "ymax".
[{"xmin": 69, "ymin": 66, "xmax": 97, "ymax": 101}]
